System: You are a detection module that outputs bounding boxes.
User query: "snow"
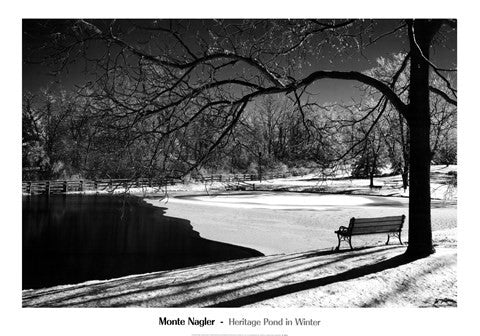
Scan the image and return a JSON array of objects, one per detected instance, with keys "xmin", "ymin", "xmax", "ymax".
[
  {"xmin": 251, "ymin": 165, "xmax": 457, "ymax": 200},
  {"xmin": 170, "ymin": 193, "xmax": 375, "ymax": 210},
  {"xmin": 65, "ymin": 165, "xmax": 457, "ymax": 202},
  {"xmin": 21, "ymin": 165, "xmax": 457, "ymax": 307},
  {"xmin": 22, "ymin": 229, "xmax": 456, "ymax": 308}
]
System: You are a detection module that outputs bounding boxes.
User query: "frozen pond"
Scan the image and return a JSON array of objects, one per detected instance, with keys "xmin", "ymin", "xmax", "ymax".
[
  {"xmin": 149, "ymin": 191, "xmax": 456, "ymax": 256},
  {"xmin": 172, "ymin": 192, "xmax": 378, "ymax": 209},
  {"xmin": 22, "ymin": 194, "xmax": 262, "ymax": 289}
]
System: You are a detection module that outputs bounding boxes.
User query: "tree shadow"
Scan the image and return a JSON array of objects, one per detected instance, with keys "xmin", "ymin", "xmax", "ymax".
[
  {"xmin": 362, "ymin": 196, "xmax": 406, "ymax": 207},
  {"xmin": 22, "ymin": 194, "xmax": 263, "ymax": 290},
  {"xmin": 208, "ymin": 252, "xmax": 420, "ymax": 307},
  {"xmin": 22, "ymin": 246, "xmax": 396, "ymax": 307},
  {"xmin": 360, "ymin": 255, "xmax": 456, "ymax": 307}
]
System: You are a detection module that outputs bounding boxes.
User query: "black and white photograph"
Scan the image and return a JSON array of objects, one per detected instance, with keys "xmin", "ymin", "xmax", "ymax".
[{"xmin": 3, "ymin": 0, "xmax": 479, "ymax": 335}]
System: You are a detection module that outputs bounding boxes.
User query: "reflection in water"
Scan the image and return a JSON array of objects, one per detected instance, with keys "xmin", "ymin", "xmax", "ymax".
[{"xmin": 23, "ymin": 194, "xmax": 263, "ymax": 289}]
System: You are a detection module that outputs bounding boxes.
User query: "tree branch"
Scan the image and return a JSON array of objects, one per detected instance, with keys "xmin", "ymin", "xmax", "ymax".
[
  {"xmin": 108, "ymin": 33, "xmax": 287, "ymax": 87},
  {"xmin": 429, "ymin": 86, "xmax": 457, "ymax": 106},
  {"xmin": 296, "ymin": 70, "xmax": 408, "ymax": 118}
]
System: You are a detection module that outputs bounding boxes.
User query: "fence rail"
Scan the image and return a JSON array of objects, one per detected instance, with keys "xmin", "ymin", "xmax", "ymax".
[{"xmin": 22, "ymin": 173, "xmax": 290, "ymax": 195}]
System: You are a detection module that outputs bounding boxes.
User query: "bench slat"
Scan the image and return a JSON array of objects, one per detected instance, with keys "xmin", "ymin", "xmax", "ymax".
[
  {"xmin": 353, "ymin": 223, "xmax": 403, "ymax": 229},
  {"xmin": 352, "ymin": 221, "xmax": 403, "ymax": 228},
  {"xmin": 352, "ymin": 216, "xmax": 404, "ymax": 224},
  {"xmin": 350, "ymin": 226, "xmax": 402, "ymax": 235}
]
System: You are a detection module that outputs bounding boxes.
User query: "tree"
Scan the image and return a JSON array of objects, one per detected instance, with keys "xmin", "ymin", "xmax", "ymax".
[
  {"xmin": 24, "ymin": 19, "xmax": 456, "ymax": 257},
  {"xmin": 332, "ymin": 52, "xmax": 456, "ymax": 191},
  {"xmin": 232, "ymin": 94, "xmax": 319, "ymax": 174},
  {"xmin": 22, "ymin": 90, "xmax": 75, "ymax": 179},
  {"xmin": 355, "ymin": 54, "xmax": 411, "ymax": 190},
  {"xmin": 404, "ymin": 20, "xmax": 456, "ymax": 256}
]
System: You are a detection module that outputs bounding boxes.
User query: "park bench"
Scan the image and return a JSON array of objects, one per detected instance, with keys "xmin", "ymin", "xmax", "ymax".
[{"xmin": 334, "ymin": 215, "xmax": 405, "ymax": 251}]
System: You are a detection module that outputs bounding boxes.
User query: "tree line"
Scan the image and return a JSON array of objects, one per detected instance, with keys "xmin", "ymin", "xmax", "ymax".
[{"xmin": 23, "ymin": 54, "xmax": 456, "ymax": 187}]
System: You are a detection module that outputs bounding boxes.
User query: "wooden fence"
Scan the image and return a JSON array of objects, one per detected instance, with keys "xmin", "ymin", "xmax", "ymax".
[{"xmin": 22, "ymin": 173, "xmax": 290, "ymax": 195}]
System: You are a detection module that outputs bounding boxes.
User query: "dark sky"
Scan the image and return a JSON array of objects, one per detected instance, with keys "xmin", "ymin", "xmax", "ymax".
[{"xmin": 22, "ymin": 19, "xmax": 457, "ymax": 104}]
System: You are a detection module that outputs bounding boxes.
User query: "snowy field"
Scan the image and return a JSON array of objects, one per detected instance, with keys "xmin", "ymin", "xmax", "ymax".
[
  {"xmin": 94, "ymin": 165, "xmax": 457, "ymax": 202},
  {"xmin": 22, "ymin": 229, "xmax": 456, "ymax": 308},
  {"xmin": 22, "ymin": 165, "xmax": 457, "ymax": 307}
]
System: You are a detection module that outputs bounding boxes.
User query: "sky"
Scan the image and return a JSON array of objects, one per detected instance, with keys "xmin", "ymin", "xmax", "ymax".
[{"xmin": 22, "ymin": 19, "xmax": 457, "ymax": 105}]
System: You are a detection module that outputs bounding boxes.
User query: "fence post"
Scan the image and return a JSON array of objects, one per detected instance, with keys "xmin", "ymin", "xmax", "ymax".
[
  {"xmin": 46, "ymin": 181, "xmax": 50, "ymax": 195},
  {"xmin": 80, "ymin": 180, "xmax": 84, "ymax": 192}
]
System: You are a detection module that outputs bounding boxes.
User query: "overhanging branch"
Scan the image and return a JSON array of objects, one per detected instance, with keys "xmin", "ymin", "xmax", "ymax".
[
  {"xmin": 296, "ymin": 70, "xmax": 408, "ymax": 118},
  {"xmin": 429, "ymin": 86, "xmax": 457, "ymax": 106}
]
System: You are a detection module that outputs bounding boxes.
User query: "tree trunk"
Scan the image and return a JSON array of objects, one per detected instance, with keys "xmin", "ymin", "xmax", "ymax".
[
  {"xmin": 401, "ymin": 169, "xmax": 409, "ymax": 192},
  {"xmin": 369, "ymin": 153, "xmax": 376, "ymax": 189},
  {"xmin": 405, "ymin": 20, "xmax": 442, "ymax": 257},
  {"xmin": 399, "ymin": 113, "xmax": 410, "ymax": 191}
]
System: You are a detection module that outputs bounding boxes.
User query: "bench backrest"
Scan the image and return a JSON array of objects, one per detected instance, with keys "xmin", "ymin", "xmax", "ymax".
[{"xmin": 348, "ymin": 215, "xmax": 405, "ymax": 235}]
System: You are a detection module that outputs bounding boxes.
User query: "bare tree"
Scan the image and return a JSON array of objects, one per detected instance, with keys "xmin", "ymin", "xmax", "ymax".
[{"xmin": 24, "ymin": 19, "xmax": 457, "ymax": 257}]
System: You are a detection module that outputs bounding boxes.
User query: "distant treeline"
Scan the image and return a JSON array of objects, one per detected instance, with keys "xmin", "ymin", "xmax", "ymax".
[{"xmin": 23, "ymin": 56, "xmax": 456, "ymax": 185}]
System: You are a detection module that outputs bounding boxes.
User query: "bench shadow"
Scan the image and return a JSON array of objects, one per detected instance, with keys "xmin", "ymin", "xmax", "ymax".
[
  {"xmin": 208, "ymin": 252, "xmax": 419, "ymax": 307},
  {"xmin": 22, "ymin": 194, "xmax": 263, "ymax": 290}
]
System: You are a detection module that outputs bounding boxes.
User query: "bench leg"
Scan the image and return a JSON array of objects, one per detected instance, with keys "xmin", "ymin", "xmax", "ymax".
[
  {"xmin": 336, "ymin": 234, "xmax": 354, "ymax": 251},
  {"xmin": 335, "ymin": 234, "xmax": 341, "ymax": 251},
  {"xmin": 386, "ymin": 232, "xmax": 403, "ymax": 245}
]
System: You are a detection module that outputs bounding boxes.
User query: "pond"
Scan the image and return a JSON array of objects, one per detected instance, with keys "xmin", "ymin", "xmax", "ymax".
[{"xmin": 22, "ymin": 194, "xmax": 263, "ymax": 290}]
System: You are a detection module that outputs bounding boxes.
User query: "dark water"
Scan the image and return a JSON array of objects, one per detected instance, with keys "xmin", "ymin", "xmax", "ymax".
[{"xmin": 22, "ymin": 194, "xmax": 263, "ymax": 290}]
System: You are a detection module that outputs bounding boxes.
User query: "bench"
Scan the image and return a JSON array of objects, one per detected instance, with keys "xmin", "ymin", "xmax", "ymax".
[{"xmin": 334, "ymin": 215, "xmax": 405, "ymax": 251}]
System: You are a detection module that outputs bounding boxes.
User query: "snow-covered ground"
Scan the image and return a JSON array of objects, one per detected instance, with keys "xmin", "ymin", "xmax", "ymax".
[
  {"xmin": 86, "ymin": 165, "xmax": 457, "ymax": 202},
  {"xmin": 21, "ymin": 165, "xmax": 457, "ymax": 307},
  {"xmin": 170, "ymin": 193, "xmax": 377, "ymax": 210},
  {"xmin": 22, "ymin": 229, "xmax": 456, "ymax": 308},
  {"xmin": 249, "ymin": 165, "xmax": 457, "ymax": 200}
]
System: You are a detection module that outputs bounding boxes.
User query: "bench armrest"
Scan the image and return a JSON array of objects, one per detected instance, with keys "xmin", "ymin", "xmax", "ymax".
[{"xmin": 335, "ymin": 225, "xmax": 349, "ymax": 234}]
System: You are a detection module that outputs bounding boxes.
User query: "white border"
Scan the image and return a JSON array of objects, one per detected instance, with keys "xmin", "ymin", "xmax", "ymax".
[{"xmin": 3, "ymin": 1, "xmax": 477, "ymax": 335}]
